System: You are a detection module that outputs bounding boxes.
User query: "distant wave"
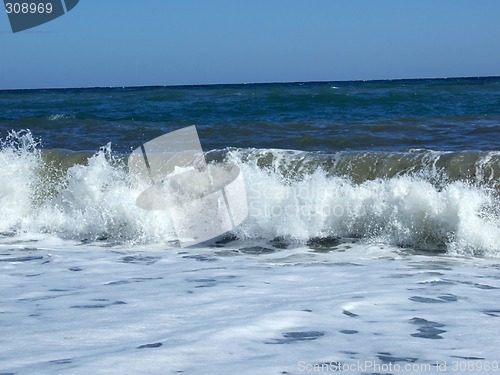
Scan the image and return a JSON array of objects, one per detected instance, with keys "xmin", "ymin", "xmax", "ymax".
[{"xmin": 1, "ymin": 130, "xmax": 499, "ymax": 257}]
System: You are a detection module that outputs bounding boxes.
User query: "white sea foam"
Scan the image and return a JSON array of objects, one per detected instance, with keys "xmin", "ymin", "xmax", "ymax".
[
  {"xmin": 226, "ymin": 150, "xmax": 499, "ymax": 257},
  {"xmin": 0, "ymin": 130, "xmax": 42, "ymax": 233},
  {"xmin": 0, "ymin": 132, "xmax": 498, "ymax": 256},
  {"xmin": 0, "ymin": 131, "xmax": 175, "ymax": 244},
  {"xmin": 0, "ymin": 243, "xmax": 499, "ymax": 374}
]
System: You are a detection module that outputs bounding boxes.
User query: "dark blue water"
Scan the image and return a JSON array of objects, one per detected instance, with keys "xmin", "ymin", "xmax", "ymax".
[
  {"xmin": 1, "ymin": 77, "xmax": 499, "ymax": 154},
  {"xmin": 0, "ymin": 77, "xmax": 499, "ymax": 254}
]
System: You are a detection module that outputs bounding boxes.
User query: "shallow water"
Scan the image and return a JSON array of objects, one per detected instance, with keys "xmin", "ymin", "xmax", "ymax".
[
  {"xmin": 1, "ymin": 238, "xmax": 499, "ymax": 374},
  {"xmin": 1, "ymin": 78, "xmax": 499, "ymax": 373}
]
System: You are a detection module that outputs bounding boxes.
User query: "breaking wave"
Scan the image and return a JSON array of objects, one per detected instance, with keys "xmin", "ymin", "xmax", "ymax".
[{"xmin": 0, "ymin": 130, "xmax": 499, "ymax": 257}]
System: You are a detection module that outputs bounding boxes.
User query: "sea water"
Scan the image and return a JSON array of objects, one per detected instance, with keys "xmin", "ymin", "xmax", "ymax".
[{"xmin": 0, "ymin": 78, "xmax": 499, "ymax": 374}]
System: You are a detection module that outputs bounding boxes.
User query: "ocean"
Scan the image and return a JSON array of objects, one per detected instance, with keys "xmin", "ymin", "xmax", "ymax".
[{"xmin": 0, "ymin": 77, "xmax": 499, "ymax": 374}]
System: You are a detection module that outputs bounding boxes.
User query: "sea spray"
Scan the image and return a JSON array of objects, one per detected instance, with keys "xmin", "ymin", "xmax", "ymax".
[
  {"xmin": 0, "ymin": 131, "xmax": 498, "ymax": 256},
  {"xmin": 0, "ymin": 130, "xmax": 41, "ymax": 233},
  {"xmin": 226, "ymin": 149, "xmax": 500, "ymax": 256},
  {"xmin": 0, "ymin": 130, "xmax": 176, "ymax": 244}
]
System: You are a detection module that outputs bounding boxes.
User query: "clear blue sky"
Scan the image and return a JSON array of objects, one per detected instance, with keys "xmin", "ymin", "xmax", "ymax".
[{"xmin": 1, "ymin": 0, "xmax": 500, "ymax": 89}]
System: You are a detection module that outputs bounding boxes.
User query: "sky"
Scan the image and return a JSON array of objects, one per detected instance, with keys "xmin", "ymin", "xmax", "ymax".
[{"xmin": 1, "ymin": 0, "xmax": 500, "ymax": 89}]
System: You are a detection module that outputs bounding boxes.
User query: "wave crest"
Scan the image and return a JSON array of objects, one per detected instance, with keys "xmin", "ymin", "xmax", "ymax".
[{"xmin": 0, "ymin": 131, "xmax": 498, "ymax": 257}]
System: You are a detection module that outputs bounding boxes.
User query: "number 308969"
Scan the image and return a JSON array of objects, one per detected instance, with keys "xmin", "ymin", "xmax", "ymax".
[{"xmin": 5, "ymin": 3, "xmax": 53, "ymax": 14}]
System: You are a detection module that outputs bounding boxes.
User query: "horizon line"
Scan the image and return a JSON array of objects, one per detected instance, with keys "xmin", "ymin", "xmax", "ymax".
[{"xmin": 1, "ymin": 75, "xmax": 499, "ymax": 92}]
